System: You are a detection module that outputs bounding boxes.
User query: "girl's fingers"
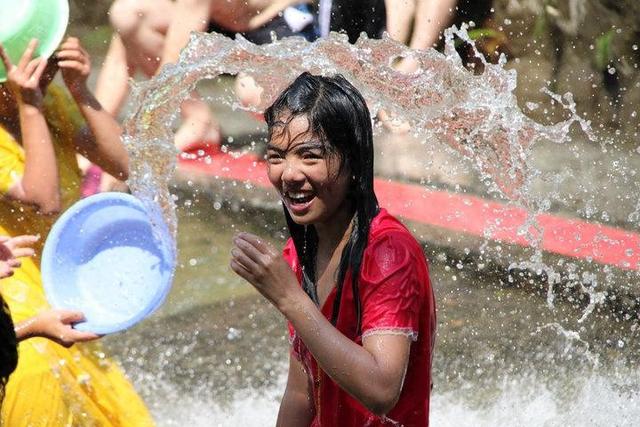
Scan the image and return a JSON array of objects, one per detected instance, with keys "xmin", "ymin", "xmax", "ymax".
[
  {"xmin": 58, "ymin": 310, "xmax": 85, "ymax": 324},
  {"xmin": 59, "ymin": 36, "xmax": 80, "ymax": 49},
  {"xmin": 6, "ymin": 258, "xmax": 20, "ymax": 268},
  {"xmin": 0, "ymin": 263, "xmax": 13, "ymax": 278},
  {"xmin": 18, "ymin": 39, "xmax": 38, "ymax": 70},
  {"xmin": 23, "ymin": 57, "xmax": 40, "ymax": 76},
  {"xmin": 229, "ymin": 259, "xmax": 256, "ymax": 284},
  {"xmin": 57, "ymin": 60, "xmax": 86, "ymax": 71},
  {"xmin": 236, "ymin": 232, "xmax": 271, "ymax": 254},
  {"xmin": 56, "ymin": 49, "xmax": 85, "ymax": 62},
  {"xmin": 11, "ymin": 247, "xmax": 35, "ymax": 258},
  {"xmin": 0, "ymin": 44, "xmax": 13, "ymax": 70},
  {"xmin": 231, "ymin": 248, "xmax": 258, "ymax": 273},
  {"xmin": 67, "ymin": 329, "xmax": 100, "ymax": 342},
  {"xmin": 233, "ymin": 237, "xmax": 266, "ymax": 265},
  {"xmin": 7, "ymin": 234, "xmax": 39, "ymax": 250}
]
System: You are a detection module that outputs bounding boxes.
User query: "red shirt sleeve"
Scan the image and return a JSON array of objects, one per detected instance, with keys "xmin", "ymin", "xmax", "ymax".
[{"xmin": 359, "ymin": 232, "xmax": 424, "ymax": 341}]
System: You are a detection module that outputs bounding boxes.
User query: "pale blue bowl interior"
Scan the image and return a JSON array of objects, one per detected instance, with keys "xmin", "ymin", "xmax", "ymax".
[{"xmin": 42, "ymin": 193, "xmax": 175, "ymax": 335}]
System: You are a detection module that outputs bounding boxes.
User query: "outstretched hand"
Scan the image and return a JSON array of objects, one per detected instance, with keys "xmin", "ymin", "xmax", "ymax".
[
  {"xmin": 230, "ymin": 232, "xmax": 304, "ymax": 312},
  {"xmin": 15, "ymin": 309, "xmax": 100, "ymax": 347},
  {"xmin": 0, "ymin": 235, "xmax": 38, "ymax": 278},
  {"xmin": 0, "ymin": 39, "xmax": 48, "ymax": 106}
]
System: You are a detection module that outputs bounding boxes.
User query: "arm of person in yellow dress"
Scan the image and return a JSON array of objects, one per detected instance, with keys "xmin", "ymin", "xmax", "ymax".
[
  {"xmin": 159, "ymin": 0, "xmax": 210, "ymax": 69},
  {"xmin": 56, "ymin": 37, "xmax": 129, "ymax": 181},
  {"xmin": 231, "ymin": 233, "xmax": 412, "ymax": 416},
  {"xmin": 14, "ymin": 309, "xmax": 100, "ymax": 347},
  {"xmin": 276, "ymin": 353, "xmax": 315, "ymax": 426},
  {"xmin": 0, "ymin": 40, "xmax": 62, "ymax": 214}
]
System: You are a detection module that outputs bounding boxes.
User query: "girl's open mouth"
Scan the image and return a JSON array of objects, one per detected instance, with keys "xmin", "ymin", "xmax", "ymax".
[{"xmin": 284, "ymin": 192, "xmax": 315, "ymax": 214}]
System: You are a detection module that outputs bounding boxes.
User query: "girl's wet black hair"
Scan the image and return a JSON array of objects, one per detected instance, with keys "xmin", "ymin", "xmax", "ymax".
[{"xmin": 265, "ymin": 72, "xmax": 379, "ymax": 334}]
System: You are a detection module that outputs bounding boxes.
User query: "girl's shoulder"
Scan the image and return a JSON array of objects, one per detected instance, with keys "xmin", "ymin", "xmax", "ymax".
[
  {"xmin": 362, "ymin": 209, "xmax": 427, "ymax": 282},
  {"xmin": 369, "ymin": 208, "xmax": 420, "ymax": 249}
]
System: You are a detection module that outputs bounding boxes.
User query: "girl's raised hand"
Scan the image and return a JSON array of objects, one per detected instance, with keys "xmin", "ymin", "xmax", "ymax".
[
  {"xmin": 0, "ymin": 39, "xmax": 48, "ymax": 106},
  {"xmin": 56, "ymin": 37, "xmax": 91, "ymax": 96},
  {"xmin": 230, "ymin": 232, "xmax": 305, "ymax": 311}
]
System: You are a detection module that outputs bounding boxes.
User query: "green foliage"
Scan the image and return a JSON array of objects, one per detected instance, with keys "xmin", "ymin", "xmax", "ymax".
[
  {"xmin": 454, "ymin": 28, "xmax": 503, "ymax": 48},
  {"xmin": 594, "ymin": 29, "xmax": 615, "ymax": 70}
]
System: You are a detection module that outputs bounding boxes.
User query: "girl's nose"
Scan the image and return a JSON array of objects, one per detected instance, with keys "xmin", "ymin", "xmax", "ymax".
[{"xmin": 282, "ymin": 160, "xmax": 305, "ymax": 184}]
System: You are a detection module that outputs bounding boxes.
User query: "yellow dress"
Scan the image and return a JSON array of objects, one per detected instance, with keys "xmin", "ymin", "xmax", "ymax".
[{"xmin": 0, "ymin": 86, "xmax": 155, "ymax": 426}]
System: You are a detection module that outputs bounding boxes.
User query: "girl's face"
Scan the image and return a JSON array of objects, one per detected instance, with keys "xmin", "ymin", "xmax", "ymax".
[{"xmin": 266, "ymin": 114, "xmax": 352, "ymax": 226}]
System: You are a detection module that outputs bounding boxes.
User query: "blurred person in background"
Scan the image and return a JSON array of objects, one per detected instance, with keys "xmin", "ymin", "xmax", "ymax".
[
  {"xmin": 0, "ymin": 37, "xmax": 153, "ymax": 426},
  {"xmin": 96, "ymin": 0, "xmax": 316, "ymax": 153},
  {"xmin": 315, "ymin": 0, "xmax": 495, "ymax": 131}
]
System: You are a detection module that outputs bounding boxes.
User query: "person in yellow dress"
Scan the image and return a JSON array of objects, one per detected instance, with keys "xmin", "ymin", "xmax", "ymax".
[
  {"xmin": 0, "ymin": 37, "xmax": 154, "ymax": 426},
  {"xmin": 1, "ymin": 234, "xmax": 100, "ymax": 404}
]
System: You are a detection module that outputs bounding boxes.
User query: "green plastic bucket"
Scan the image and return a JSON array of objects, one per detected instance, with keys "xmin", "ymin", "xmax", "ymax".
[{"xmin": 0, "ymin": 0, "xmax": 69, "ymax": 82}]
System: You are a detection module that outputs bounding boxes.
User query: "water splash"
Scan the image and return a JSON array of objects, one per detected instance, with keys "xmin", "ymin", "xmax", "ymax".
[{"xmin": 122, "ymin": 24, "xmax": 593, "ymax": 236}]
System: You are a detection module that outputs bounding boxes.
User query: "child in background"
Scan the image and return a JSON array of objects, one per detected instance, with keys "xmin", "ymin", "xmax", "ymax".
[
  {"xmin": 0, "ymin": 37, "xmax": 154, "ymax": 425},
  {"xmin": 230, "ymin": 73, "xmax": 436, "ymax": 426}
]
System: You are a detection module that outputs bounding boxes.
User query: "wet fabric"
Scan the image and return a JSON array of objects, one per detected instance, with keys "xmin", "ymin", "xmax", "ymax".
[
  {"xmin": 284, "ymin": 208, "xmax": 436, "ymax": 426},
  {"xmin": 0, "ymin": 86, "xmax": 154, "ymax": 426}
]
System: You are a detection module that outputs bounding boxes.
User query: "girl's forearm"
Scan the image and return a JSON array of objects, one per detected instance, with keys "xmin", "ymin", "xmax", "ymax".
[
  {"xmin": 14, "ymin": 316, "xmax": 36, "ymax": 342},
  {"xmin": 19, "ymin": 103, "xmax": 60, "ymax": 213},
  {"xmin": 71, "ymin": 87, "xmax": 129, "ymax": 180},
  {"xmin": 281, "ymin": 296, "xmax": 400, "ymax": 415}
]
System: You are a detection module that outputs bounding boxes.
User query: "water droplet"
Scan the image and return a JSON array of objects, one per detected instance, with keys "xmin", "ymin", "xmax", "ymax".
[{"xmin": 227, "ymin": 327, "xmax": 242, "ymax": 341}]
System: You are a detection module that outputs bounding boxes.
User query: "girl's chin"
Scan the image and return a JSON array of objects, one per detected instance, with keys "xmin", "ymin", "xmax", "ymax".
[{"xmin": 287, "ymin": 209, "xmax": 316, "ymax": 225}]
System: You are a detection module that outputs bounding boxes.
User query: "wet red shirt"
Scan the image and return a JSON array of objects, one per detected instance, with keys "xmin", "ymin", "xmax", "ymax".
[{"xmin": 284, "ymin": 209, "xmax": 436, "ymax": 427}]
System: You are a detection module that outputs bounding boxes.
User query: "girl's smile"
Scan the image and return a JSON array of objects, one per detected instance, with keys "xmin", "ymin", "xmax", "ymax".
[{"xmin": 266, "ymin": 114, "xmax": 351, "ymax": 226}]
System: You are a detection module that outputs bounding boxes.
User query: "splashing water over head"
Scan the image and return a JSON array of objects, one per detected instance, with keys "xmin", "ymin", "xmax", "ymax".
[{"xmin": 122, "ymin": 24, "xmax": 592, "ymax": 229}]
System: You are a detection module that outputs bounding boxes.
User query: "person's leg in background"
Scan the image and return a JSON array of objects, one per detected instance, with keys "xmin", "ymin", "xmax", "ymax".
[{"xmin": 95, "ymin": 0, "xmax": 173, "ymax": 116}]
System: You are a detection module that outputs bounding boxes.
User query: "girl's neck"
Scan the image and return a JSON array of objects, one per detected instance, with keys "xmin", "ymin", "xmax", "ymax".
[{"xmin": 315, "ymin": 201, "xmax": 355, "ymax": 256}]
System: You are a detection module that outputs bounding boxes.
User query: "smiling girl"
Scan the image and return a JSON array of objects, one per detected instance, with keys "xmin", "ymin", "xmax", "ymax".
[{"xmin": 230, "ymin": 72, "xmax": 436, "ymax": 426}]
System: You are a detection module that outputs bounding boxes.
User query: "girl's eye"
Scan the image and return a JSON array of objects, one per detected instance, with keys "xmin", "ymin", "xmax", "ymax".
[
  {"xmin": 302, "ymin": 151, "xmax": 323, "ymax": 160},
  {"xmin": 266, "ymin": 152, "xmax": 283, "ymax": 163}
]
